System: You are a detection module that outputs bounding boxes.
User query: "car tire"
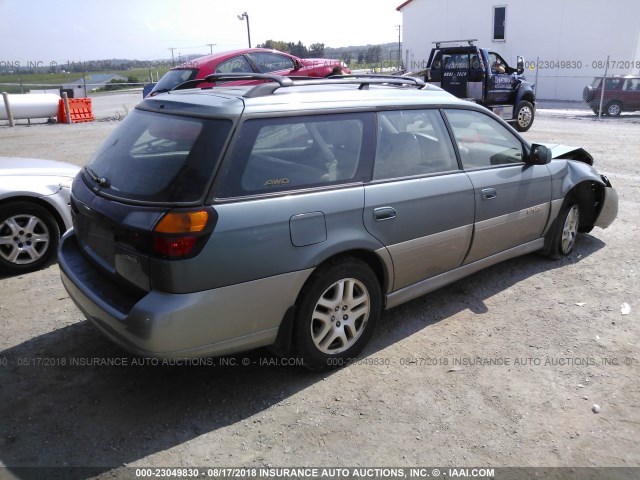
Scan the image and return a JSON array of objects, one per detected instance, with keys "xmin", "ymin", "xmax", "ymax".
[
  {"xmin": 0, "ymin": 201, "xmax": 60, "ymax": 275},
  {"xmin": 541, "ymin": 201, "xmax": 580, "ymax": 260},
  {"xmin": 604, "ymin": 101, "xmax": 622, "ymax": 117},
  {"xmin": 514, "ymin": 100, "xmax": 534, "ymax": 132},
  {"xmin": 591, "ymin": 107, "xmax": 600, "ymax": 115},
  {"xmin": 293, "ymin": 258, "xmax": 381, "ymax": 369}
]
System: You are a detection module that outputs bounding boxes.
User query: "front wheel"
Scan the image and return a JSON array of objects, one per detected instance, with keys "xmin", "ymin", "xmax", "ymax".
[
  {"xmin": 294, "ymin": 259, "xmax": 381, "ymax": 369},
  {"xmin": 514, "ymin": 100, "xmax": 535, "ymax": 132},
  {"xmin": 542, "ymin": 202, "xmax": 580, "ymax": 259}
]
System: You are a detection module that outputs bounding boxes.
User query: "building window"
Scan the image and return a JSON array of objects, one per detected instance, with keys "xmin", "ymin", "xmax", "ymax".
[{"xmin": 493, "ymin": 6, "xmax": 506, "ymax": 41}]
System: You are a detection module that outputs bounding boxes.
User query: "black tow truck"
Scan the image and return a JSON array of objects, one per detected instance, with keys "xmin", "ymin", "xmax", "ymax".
[{"xmin": 422, "ymin": 39, "xmax": 536, "ymax": 132}]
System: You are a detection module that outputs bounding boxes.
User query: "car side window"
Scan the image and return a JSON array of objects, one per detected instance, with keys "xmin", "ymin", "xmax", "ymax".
[
  {"xmin": 215, "ymin": 55, "xmax": 253, "ymax": 74},
  {"xmin": 623, "ymin": 78, "xmax": 640, "ymax": 91},
  {"xmin": 444, "ymin": 109, "xmax": 524, "ymax": 169},
  {"xmin": 604, "ymin": 78, "xmax": 622, "ymax": 90},
  {"xmin": 248, "ymin": 53, "xmax": 296, "ymax": 73},
  {"xmin": 373, "ymin": 109, "xmax": 459, "ymax": 180},
  {"xmin": 217, "ymin": 113, "xmax": 373, "ymax": 198},
  {"xmin": 488, "ymin": 52, "xmax": 507, "ymax": 73}
]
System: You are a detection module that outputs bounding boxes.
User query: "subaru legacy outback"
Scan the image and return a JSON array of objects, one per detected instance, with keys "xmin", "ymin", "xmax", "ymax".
[{"xmin": 58, "ymin": 74, "xmax": 618, "ymax": 368}]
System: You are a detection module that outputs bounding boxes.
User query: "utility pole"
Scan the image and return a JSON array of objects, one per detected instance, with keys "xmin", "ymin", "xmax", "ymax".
[
  {"xmin": 168, "ymin": 47, "xmax": 176, "ymax": 66},
  {"xmin": 396, "ymin": 25, "xmax": 402, "ymax": 70},
  {"xmin": 206, "ymin": 43, "xmax": 217, "ymax": 54}
]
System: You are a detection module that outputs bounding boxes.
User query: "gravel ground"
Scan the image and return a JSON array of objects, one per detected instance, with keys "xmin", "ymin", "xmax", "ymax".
[{"xmin": 0, "ymin": 94, "xmax": 638, "ymax": 479}]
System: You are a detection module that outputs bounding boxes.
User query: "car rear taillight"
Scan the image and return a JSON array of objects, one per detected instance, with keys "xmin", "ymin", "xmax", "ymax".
[
  {"xmin": 151, "ymin": 209, "xmax": 215, "ymax": 259},
  {"xmin": 153, "ymin": 236, "xmax": 197, "ymax": 257},
  {"xmin": 155, "ymin": 211, "xmax": 209, "ymax": 233}
]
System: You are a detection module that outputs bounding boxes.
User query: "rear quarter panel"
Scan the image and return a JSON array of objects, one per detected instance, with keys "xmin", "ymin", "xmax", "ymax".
[{"xmin": 150, "ymin": 187, "xmax": 385, "ymax": 294}]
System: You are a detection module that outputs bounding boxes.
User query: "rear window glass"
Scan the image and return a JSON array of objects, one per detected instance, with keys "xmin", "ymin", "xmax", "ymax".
[
  {"xmin": 85, "ymin": 110, "xmax": 231, "ymax": 203},
  {"xmin": 216, "ymin": 113, "xmax": 374, "ymax": 198},
  {"xmin": 153, "ymin": 69, "xmax": 198, "ymax": 92},
  {"xmin": 443, "ymin": 53, "xmax": 469, "ymax": 70},
  {"xmin": 215, "ymin": 55, "xmax": 253, "ymax": 74}
]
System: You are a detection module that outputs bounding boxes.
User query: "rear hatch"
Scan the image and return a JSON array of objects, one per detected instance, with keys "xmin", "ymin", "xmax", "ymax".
[{"xmin": 70, "ymin": 107, "xmax": 233, "ymax": 293}]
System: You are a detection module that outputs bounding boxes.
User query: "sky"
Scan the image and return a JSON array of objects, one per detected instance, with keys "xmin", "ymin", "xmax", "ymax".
[{"xmin": 0, "ymin": 0, "xmax": 405, "ymax": 65}]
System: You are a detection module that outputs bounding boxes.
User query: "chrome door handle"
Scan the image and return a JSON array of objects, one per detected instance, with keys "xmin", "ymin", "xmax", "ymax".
[
  {"xmin": 481, "ymin": 188, "xmax": 497, "ymax": 200},
  {"xmin": 373, "ymin": 207, "xmax": 397, "ymax": 221}
]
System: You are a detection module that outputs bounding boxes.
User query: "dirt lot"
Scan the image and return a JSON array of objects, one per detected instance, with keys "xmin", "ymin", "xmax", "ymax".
[{"xmin": 0, "ymin": 97, "xmax": 639, "ymax": 478}]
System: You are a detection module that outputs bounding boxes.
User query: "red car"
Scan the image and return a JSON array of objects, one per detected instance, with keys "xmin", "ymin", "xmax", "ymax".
[
  {"xmin": 148, "ymin": 48, "xmax": 349, "ymax": 96},
  {"xmin": 583, "ymin": 75, "xmax": 640, "ymax": 116}
]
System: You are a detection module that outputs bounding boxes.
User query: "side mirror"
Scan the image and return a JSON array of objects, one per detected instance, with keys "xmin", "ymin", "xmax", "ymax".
[
  {"xmin": 516, "ymin": 56, "xmax": 525, "ymax": 75},
  {"xmin": 529, "ymin": 144, "xmax": 551, "ymax": 165}
]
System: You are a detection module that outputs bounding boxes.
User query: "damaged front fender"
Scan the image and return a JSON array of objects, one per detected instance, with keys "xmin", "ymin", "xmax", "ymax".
[
  {"xmin": 543, "ymin": 146, "xmax": 618, "ymax": 231},
  {"xmin": 542, "ymin": 143, "xmax": 594, "ymax": 165}
]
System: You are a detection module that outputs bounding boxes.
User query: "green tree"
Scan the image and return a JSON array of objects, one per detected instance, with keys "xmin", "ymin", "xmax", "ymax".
[
  {"xmin": 290, "ymin": 41, "xmax": 308, "ymax": 58},
  {"xmin": 309, "ymin": 43, "xmax": 325, "ymax": 57},
  {"xmin": 258, "ymin": 40, "xmax": 291, "ymax": 52},
  {"xmin": 364, "ymin": 46, "xmax": 382, "ymax": 64}
]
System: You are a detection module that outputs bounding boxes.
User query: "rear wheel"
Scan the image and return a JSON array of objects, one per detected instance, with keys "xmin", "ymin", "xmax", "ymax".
[
  {"xmin": 605, "ymin": 101, "xmax": 622, "ymax": 117},
  {"xmin": 514, "ymin": 100, "xmax": 534, "ymax": 132},
  {"xmin": 0, "ymin": 201, "xmax": 60, "ymax": 275},
  {"xmin": 294, "ymin": 259, "xmax": 381, "ymax": 369},
  {"xmin": 542, "ymin": 202, "xmax": 580, "ymax": 259}
]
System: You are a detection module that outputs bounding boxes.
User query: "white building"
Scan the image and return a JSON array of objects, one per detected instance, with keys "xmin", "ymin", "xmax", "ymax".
[{"xmin": 397, "ymin": 0, "xmax": 640, "ymax": 100}]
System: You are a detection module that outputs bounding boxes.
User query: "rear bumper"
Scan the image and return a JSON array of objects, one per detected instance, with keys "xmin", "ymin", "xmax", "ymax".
[{"xmin": 59, "ymin": 231, "xmax": 313, "ymax": 358}]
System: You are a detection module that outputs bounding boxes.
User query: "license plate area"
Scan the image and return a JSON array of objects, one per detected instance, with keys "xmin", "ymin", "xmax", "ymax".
[{"xmin": 73, "ymin": 205, "xmax": 116, "ymax": 271}]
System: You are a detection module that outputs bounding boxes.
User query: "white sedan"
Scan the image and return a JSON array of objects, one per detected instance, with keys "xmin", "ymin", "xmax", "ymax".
[{"xmin": 0, "ymin": 157, "xmax": 80, "ymax": 274}]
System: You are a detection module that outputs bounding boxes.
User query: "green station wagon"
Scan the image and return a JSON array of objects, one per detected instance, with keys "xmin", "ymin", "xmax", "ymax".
[{"xmin": 58, "ymin": 74, "xmax": 618, "ymax": 368}]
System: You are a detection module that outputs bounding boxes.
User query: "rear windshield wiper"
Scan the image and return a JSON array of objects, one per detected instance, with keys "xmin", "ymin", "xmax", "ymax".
[
  {"xmin": 84, "ymin": 167, "xmax": 110, "ymax": 188},
  {"xmin": 148, "ymin": 88, "xmax": 169, "ymax": 96}
]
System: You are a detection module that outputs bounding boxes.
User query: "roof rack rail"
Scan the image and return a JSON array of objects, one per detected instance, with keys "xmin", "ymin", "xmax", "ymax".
[
  {"xmin": 203, "ymin": 73, "xmax": 295, "ymax": 86},
  {"xmin": 168, "ymin": 73, "xmax": 428, "ymax": 98},
  {"xmin": 329, "ymin": 74, "xmax": 425, "ymax": 86},
  {"xmin": 246, "ymin": 74, "xmax": 427, "ymax": 97},
  {"xmin": 433, "ymin": 39, "xmax": 478, "ymax": 48},
  {"xmin": 169, "ymin": 73, "xmax": 294, "ymax": 93}
]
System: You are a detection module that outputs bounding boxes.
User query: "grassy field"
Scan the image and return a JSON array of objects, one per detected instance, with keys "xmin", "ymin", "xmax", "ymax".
[
  {"xmin": 0, "ymin": 61, "xmax": 405, "ymax": 94},
  {"xmin": 0, "ymin": 67, "xmax": 171, "ymax": 94}
]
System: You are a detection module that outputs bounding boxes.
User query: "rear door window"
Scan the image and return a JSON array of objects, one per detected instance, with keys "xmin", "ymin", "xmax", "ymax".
[
  {"xmin": 605, "ymin": 78, "xmax": 622, "ymax": 90},
  {"xmin": 216, "ymin": 113, "xmax": 374, "ymax": 198},
  {"xmin": 247, "ymin": 52, "xmax": 297, "ymax": 73},
  {"xmin": 85, "ymin": 110, "xmax": 232, "ymax": 203},
  {"xmin": 374, "ymin": 109, "xmax": 459, "ymax": 180}
]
